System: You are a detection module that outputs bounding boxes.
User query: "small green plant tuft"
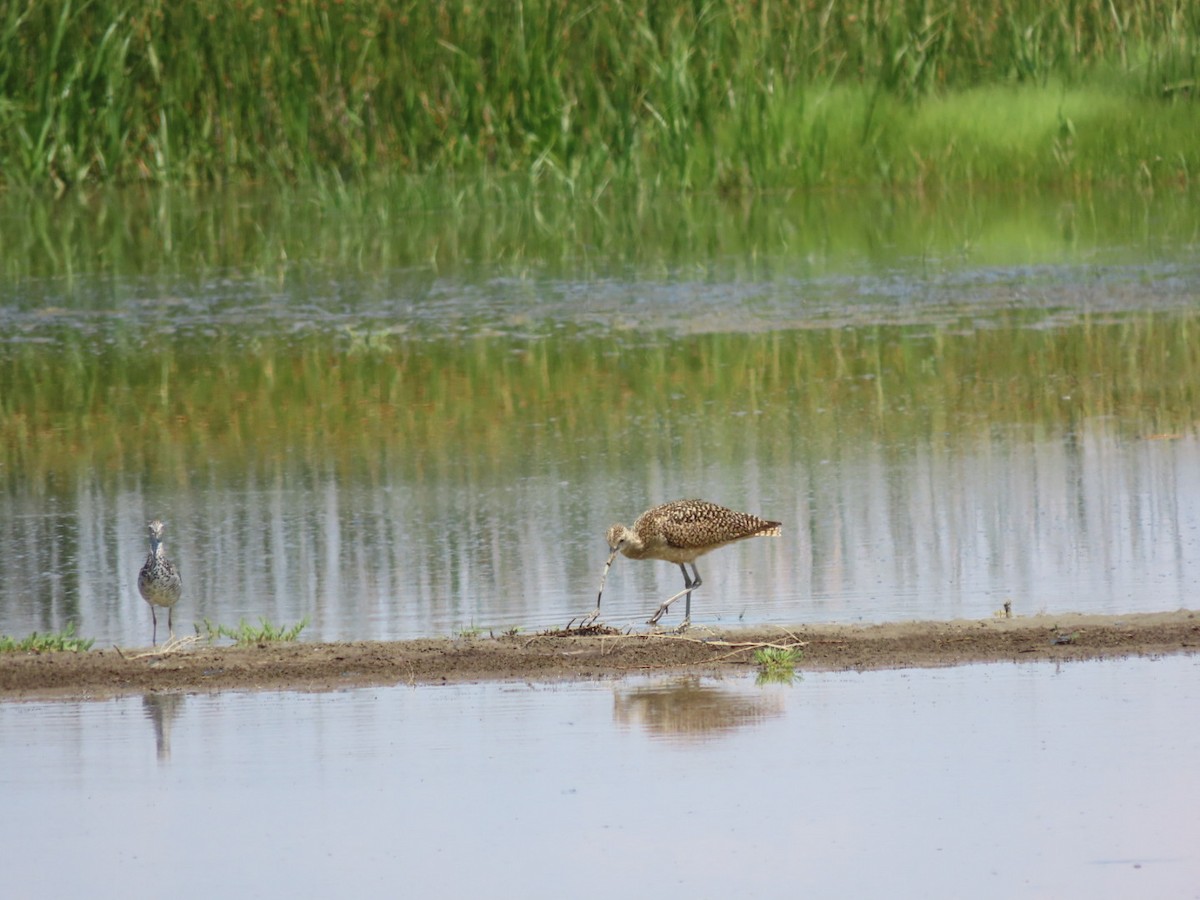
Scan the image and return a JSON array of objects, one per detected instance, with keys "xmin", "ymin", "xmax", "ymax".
[
  {"xmin": 196, "ymin": 616, "xmax": 309, "ymax": 645},
  {"xmin": 753, "ymin": 646, "xmax": 803, "ymax": 668},
  {"xmin": 0, "ymin": 622, "xmax": 94, "ymax": 653},
  {"xmin": 753, "ymin": 646, "xmax": 803, "ymax": 684}
]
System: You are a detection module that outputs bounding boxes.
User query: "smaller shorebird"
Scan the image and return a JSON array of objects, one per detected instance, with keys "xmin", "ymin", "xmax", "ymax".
[
  {"xmin": 138, "ymin": 519, "xmax": 182, "ymax": 645},
  {"xmin": 585, "ymin": 499, "xmax": 781, "ymax": 630}
]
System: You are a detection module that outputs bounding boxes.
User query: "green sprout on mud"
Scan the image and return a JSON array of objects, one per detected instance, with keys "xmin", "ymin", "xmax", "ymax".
[
  {"xmin": 459, "ymin": 624, "xmax": 523, "ymax": 638},
  {"xmin": 196, "ymin": 616, "xmax": 309, "ymax": 646},
  {"xmin": 753, "ymin": 646, "xmax": 803, "ymax": 685},
  {"xmin": 0, "ymin": 622, "xmax": 94, "ymax": 653}
]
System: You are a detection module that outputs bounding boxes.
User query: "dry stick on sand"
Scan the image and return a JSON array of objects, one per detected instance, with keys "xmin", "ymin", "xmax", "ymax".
[
  {"xmin": 599, "ymin": 627, "xmax": 808, "ymax": 670},
  {"xmin": 114, "ymin": 634, "xmax": 201, "ymax": 661}
]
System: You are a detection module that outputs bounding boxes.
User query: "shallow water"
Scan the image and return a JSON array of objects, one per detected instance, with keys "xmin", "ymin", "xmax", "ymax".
[
  {"xmin": 1, "ymin": 187, "xmax": 1199, "ymax": 646},
  {"xmin": 2, "ymin": 655, "xmax": 1197, "ymax": 898}
]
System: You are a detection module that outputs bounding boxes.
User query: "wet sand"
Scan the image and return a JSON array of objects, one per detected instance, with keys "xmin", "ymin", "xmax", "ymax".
[{"xmin": 1, "ymin": 610, "xmax": 1196, "ymax": 701}]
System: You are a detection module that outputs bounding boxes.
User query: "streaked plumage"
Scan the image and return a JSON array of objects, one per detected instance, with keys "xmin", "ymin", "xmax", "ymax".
[
  {"xmin": 138, "ymin": 519, "xmax": 182, "ymax": 645},
  {"xmin": 586, "ymin": 499, "xmax": 781, "ymax": 630}
]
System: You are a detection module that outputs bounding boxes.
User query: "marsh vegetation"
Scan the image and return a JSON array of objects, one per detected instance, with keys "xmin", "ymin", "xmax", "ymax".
[{"xmin": 2, "ymin": 0, "xmax": 1196, "ymax": 191}]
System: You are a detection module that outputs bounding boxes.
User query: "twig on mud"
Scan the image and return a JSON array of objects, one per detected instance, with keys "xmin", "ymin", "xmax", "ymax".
[
  {"xmin": 537, "ymin": 621, "xmax": 807, "ymax": 669},
  {"xmin": 541, "ymin": 622, "xmax": 623, "ymax": 638},
  {"xmin": 774, "ymin": 625, "xmax": 805, "ymax": 645},
  {"xmin": 604, "ymin": 629, "xmax": 809, "ymax": 670},
  {"xmin": 634, "ymin": 631, "xmax": 808, "ymax": 651},
  {"xmin": 113, "ymin": 634, "xmax": 200, "ymax": 660}
]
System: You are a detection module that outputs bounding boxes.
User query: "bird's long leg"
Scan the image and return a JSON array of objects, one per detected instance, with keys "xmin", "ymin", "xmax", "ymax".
[
  {"xmin": 681, "ymin": 563, "xmax": 701, "ymax": 627},
  {"xmin": 168, "ymin": 606, "xmax": 174, "ymax": 640},
  {"xmin": 151, "ymin": 607, "xmax": 158, "ymax": 646},
  {"xmin": 647, "ymin": 563, "xmax": 702, "ymax": 627}
]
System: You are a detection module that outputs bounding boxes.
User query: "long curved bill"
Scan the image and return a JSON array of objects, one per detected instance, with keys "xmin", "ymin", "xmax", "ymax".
[
  {"xmin": 595, "ymin": 547, "xmax": 619, "ymax": 607},
  {"xmin": 581, "ymin": 547, "xmax": 619, "ymax": 626}
]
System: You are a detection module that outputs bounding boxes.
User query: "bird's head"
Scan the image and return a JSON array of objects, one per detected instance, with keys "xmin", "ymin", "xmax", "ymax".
[{"xmin": 604, "ymin": 524, "xmax": 630, "ymax": 554}]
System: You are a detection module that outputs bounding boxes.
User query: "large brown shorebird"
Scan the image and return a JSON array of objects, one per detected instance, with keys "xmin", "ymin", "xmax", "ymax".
[{"xmin": 585, "ymin": 499, "xmax": 781, "ymax": 630}]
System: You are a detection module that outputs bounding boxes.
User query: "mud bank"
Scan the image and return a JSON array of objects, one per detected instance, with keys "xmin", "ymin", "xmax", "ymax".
[{"xmin": 2, "ymin": 610, "xmax": 1196, "ymax": 701}]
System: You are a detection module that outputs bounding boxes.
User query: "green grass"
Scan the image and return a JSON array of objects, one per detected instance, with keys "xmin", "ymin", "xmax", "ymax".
[
  {"xmin": 753, "ymin": 646, "xmax": 804, "ymax": 684},
  {"xmin": 197, "ymin": 616, "xmax": 310, "ymax": 646},
  {"xmin": 753, "ymin": 646, "xmax": 804, "ymax": 670},
  {"xmin": 1052, "ymin": 630, "xmax": 1082, "ymax": 645},
  {"xmin": 0, "ymin": 0, "xmax": 1196, "ymax": 190},
  {"xmin": 0, "ymin": 622, "xmax": 94, "ymax": 653},
  {"xmin": 712, "ymin": 79, "xmax": 1200, "ymax": 190}
]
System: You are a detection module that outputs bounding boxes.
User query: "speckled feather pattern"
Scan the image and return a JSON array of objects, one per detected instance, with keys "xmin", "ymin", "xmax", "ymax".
[
  {"xmin": 138, "ymin": 520, "xmax": 182, "ymax": 609},
  {"xmin": 607, "ymin": 499, "xmax": 781, "ymax": 565}
]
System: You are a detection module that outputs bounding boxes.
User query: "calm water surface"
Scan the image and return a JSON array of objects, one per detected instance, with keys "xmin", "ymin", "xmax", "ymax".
[
  {"xmin": 1, "ymin": 187, "xmax": 1199, "ymax": 645},
  {"xmin": 1, "ymin": 655, "xmax": 1197, "ymax": 898}
]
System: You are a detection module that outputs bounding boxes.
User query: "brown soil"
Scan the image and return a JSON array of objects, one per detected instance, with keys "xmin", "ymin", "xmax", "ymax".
[{"xmin": 2, "ymin": 610, "xmax": 1197, "ymax": 701}]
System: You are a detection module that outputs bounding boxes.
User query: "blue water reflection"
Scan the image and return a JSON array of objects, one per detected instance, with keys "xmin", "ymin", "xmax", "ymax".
[
  {"xmin": 2, "ymin": 420, "xmax": 1198, "ymax": 645},
  {"xmin": 1, "ymin": 655, "xmax": 1197, "ymax": 898},
  {"xmin": 3, "ymin": 188, "xmax": 1199, "ymax": 646}
]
